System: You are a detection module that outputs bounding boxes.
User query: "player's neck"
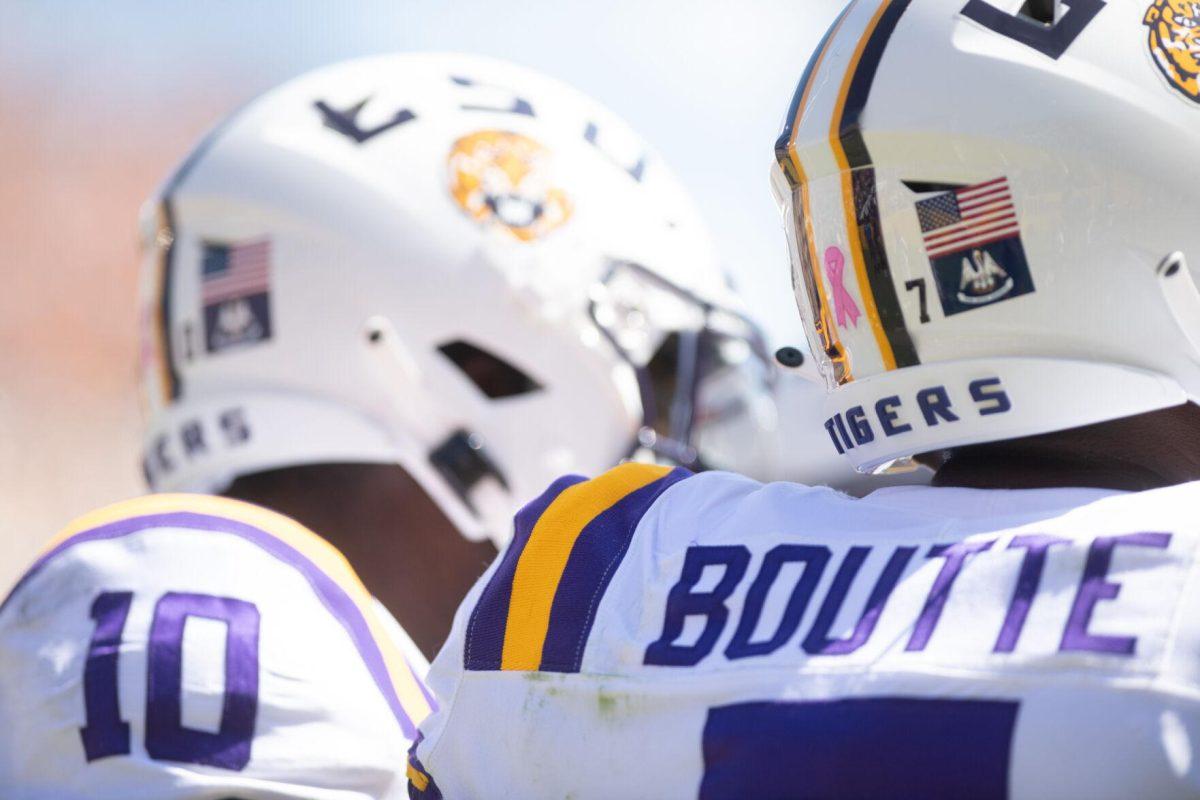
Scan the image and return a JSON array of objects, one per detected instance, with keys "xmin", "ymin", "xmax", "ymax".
[
  {"xmin": 224, "ymin": 463, "xmax": 497, "ymax": 657},
  {"xmin": 932, "ymin": 448, "xmax": 1172, "ymax": 491},
  {"xmin": 927, "ymin": 404, "xmax": 1200, "ymax": 492}
]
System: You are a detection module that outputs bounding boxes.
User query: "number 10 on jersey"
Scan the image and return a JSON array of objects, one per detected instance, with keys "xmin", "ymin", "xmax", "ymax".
[{"xmin": 80, "ymin": 590, "xmax": 261, "ymax": 770}]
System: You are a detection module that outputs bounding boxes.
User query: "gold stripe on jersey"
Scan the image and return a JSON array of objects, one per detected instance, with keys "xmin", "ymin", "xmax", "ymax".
[{"xmin": 500, "ymin": 463, "xmax": 672, "ymax": 671}]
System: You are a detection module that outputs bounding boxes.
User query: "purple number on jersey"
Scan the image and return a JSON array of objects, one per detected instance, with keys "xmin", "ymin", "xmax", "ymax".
[
  {"xmin": 79, "ymin": 590, "xmax": 262, "ymax": 770},
  {"xmin": 80, "ymin": 591, "xmax": 134, "ymax": 761},
  {"xmin": 146, "ymin": 592, "xmax": 261, "ymax": 769},
  {"xmin": 700, "ymin": 697, "xmax": 1018, "ymax": 799}
]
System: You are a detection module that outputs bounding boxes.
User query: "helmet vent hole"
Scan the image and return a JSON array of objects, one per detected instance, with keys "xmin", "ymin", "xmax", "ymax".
[
  {"xmin": 1019, "ymin": 0, "xmax": 1057, "ymax": 25},
  {"xmin": 438, "ymin": 340, "xmax": 543, "ymax": 399},
  {"xmin": 1159, "ymin": 252, "xmax": 1187, "ymax": 278}
]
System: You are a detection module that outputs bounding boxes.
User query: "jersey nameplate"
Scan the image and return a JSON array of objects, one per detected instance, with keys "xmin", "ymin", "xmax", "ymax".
[{"xmin": 645, "ymin": 530, "xmax": 1184, "ymax": 673}]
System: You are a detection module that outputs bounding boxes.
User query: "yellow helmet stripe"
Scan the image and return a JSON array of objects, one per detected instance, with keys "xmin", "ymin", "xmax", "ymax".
[
  {"xmin": 777, "ymin": 4, "xmax": 858, "ymax": 382},
  {"xmin": 829, "ymin": 0, "xmax": 921, "ymax": 372}
]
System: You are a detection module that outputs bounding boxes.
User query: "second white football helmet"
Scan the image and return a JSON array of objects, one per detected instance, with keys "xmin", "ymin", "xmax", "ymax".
[{"xmin": 138, "ymin": 53, "xmax": 775, "ymax": 546}]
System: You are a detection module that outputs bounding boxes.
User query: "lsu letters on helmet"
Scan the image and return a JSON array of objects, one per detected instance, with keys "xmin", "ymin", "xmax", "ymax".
[
  {"xmin": 138, "ymin": 53, "xmax": 774, "ymax": 547},
  {"xmin": 772, "ymin": 0, "xmax": 1200, "ymax": 472}
]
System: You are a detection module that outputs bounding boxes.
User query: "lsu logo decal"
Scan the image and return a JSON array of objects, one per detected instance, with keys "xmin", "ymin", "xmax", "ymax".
[
  {"xmin": 1145, "ymin": 0, "xmax": 1200, "ymax": 104},
  {"xmin": 447, "ymin": 130, "xmax": 572, "ymax": 241}
]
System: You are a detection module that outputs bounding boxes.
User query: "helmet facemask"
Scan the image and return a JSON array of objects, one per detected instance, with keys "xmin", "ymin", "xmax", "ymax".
[{"xmin": 587, "ymin": 259, "xmax": 777, "ymax": 471}]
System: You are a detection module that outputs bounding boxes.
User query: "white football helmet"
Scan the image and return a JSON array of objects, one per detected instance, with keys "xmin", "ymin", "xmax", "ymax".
[
  {"xmin": 138, "ymin": 52, "xmax": 775, "ymax": 546},
  {"xmin": 772, "ymin": 0, "xmax": 1200, "ymax": 472}
]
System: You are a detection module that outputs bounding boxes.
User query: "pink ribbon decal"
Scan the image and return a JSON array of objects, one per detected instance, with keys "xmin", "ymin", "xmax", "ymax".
[{"xmin": 824, "ymin": 246, "xmax": 861, "ymax": 329}]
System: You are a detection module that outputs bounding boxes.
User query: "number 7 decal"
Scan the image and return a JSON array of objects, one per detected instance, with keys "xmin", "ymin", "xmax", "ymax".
[
  {"xmin": 80, "ymin": 590, "xmax": 261, "ymax": 770},
  {"xmin": 905, "ymin": 278, "xmax": 931, "ymax": 324},
  {"xmin": 961, "ymin": 0, "xmax": 1105, "ymax": 59}
]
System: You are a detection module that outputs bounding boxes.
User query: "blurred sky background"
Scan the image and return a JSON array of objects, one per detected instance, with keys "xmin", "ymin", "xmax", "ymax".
[{"xmin": 0, "ymin": 0, "xmax": 841, "ymax": 588}]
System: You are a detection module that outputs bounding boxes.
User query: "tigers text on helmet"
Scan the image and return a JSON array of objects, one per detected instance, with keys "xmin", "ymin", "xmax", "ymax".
[
  {"xmin": 138, "ymin": 52, "xmax": 773, "ymax": 546},
  {"xmin": 771, "ymin": 0, "xmax": 1200, "ymax": 473}
]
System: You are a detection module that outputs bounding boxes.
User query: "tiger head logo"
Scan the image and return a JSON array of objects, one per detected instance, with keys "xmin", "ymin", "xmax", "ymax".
[
  {"xmin": 447, "ymin": 130, "xmax": 573, "ymax": 242},
  {"xmin": 1144, "ymin": 0, "xmax": 1200, "ymax": 103}
]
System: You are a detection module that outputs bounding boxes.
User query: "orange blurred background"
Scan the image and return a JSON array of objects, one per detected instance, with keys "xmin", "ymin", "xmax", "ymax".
[
  {"xmin": 0, "ymin": 1, "xmax": 836, "ymax": 592},
  {"xmin": 0, "ymin": 80, "xmax": 241, "ymax": 590}
]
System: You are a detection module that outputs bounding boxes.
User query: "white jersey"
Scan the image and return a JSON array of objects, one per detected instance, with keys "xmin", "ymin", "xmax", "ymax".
[
  {"xmin": 412, "ymin": 463, "xmax": 1200, "ymax": 799},
  {"xmin": 0, "ymin": 493, "xmax": 435, "ymax": 800}
]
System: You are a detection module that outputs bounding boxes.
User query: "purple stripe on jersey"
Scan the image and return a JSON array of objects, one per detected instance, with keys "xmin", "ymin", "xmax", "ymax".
[
  {"xmin": 700, "ymin": 697, "xmax": 1018, "ymax": 800},
  {"xmin": 2, "ymin": 511, "xmax": 428, "ymax": 738},
  {"xmin": 539, "ymin": 467, "xmax": 690, "ymax": 673},
  {"xmin": 407, "ymin": 732, "xmax": 445, "ymax": 799},
  {"xmin": 464, "ymin": 474, "xmax": 587, "ymax": 671}
]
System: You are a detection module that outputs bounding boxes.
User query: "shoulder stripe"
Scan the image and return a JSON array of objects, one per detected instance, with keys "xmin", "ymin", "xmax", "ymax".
[
  {"xmin": 3, "ymin": 494, "xmax": 434, "ymax": 737},
  {"xmin": 464, "ymin": 474, "xmax": 587, "ymax": 671},
  {"xmin": 464, "ymin": 463, "xmax": 691, "ymax": 672},
  {"xmin": 537, "ymin": 466, "xmax": 690, "ymax": 672},
  {"xmin": 407, "ymin": 732, "xmax": 444, "ymax": 798},
  {"xmin": 503, "ymin": 463, "xmax": 676, "ymax": 671}
]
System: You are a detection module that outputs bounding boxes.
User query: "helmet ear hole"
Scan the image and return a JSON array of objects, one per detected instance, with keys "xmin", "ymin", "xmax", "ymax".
[
  {"xmin": 1020, "ymin": 0, "xmax": 1057, "ymax": 24},
  {"xmin": 437, "ymin": 340, "xmax": 542, "ymax": 399}
]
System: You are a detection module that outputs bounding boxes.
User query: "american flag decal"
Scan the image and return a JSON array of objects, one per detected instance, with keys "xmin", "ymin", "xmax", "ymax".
[
  {"xmin": 202, "ymin": 239, "xmax": 270, "ymax": 304},
  {"xmin": 916, "ymin": 178, "xmax": 1018, "ymax": 259},
  {"xmin": 201, "ymin": 239, "xmax": 273, "ymax": 353}
]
